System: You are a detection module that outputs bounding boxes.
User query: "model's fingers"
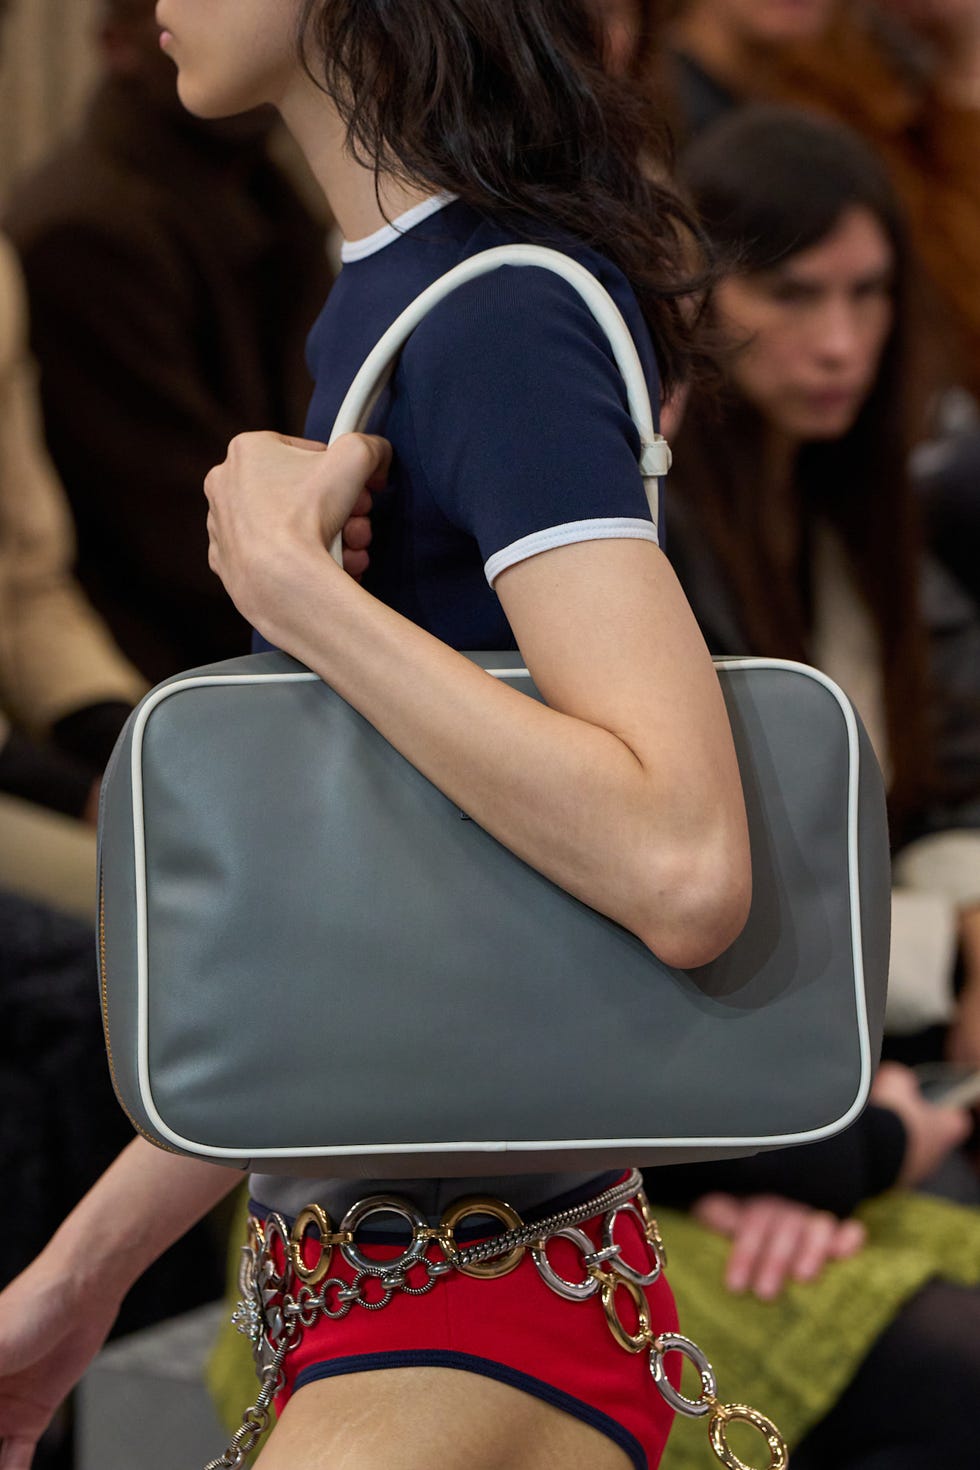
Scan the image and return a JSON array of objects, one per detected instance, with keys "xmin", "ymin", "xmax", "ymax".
[
  {"xmin": 347, "ymin": 489, "xmax": 374, "ymax": 520},
  {"xmin": 791, "ymin": 1210, "xmax": 840, "ymax": 1284},
  {"xmin": 329, "ymin": 433, "xmax": 392, "ymax": 492},
  {"xmin": 342, "ymin": 515, "xmax": 373, "ymax": 552},
  {"xmin": 341, "ymin": 548, "xmax": 370, "ymax": 580}
]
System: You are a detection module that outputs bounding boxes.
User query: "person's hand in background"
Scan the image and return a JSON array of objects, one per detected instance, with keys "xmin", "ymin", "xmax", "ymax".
[{"xmin": 693, "ymin": 1193, "xmax": 866, "ymax": 1300}]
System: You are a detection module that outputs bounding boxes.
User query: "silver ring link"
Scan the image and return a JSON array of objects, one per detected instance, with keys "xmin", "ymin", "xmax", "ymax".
[
  {"xmin": 340, "ymin": 1196, "xmax": 429, "ymax": 1278},
  {"xmin": 531, "ymin": 1228, "xmax": 602, "ymax": 1301},
  {"xmin": 649, "ymin": 1333, "xmax": 719, "ymax": 1418},
  {"xmin": 603, "ymin": 1203, "xmax": 663, "ymax": 1288}
]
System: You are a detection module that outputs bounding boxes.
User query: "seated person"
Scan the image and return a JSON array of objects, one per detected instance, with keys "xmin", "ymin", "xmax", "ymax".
[
  {"xmin": 669, "ymin": 105, "xmax": 980, "ymax": 1068},
  {"xmin": 643, "ymin": 105, "xmax": 980, "ymax": 1470},
  {"xmin": 4, "ymin": 0, "xmax": 331, "ymax": 682},
  {"xmin": 0, "ymin": 230, "xmax": 145, "ymax": 910},
  {"xmin": 666, "ymin": 0, "xmax": 980, "ymax": 402}
]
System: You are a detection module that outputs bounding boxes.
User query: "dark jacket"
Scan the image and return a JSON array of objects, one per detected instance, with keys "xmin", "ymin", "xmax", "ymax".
[{"xmin": 4, "ymin": 77, "xmax": 331, "ymax": 683}]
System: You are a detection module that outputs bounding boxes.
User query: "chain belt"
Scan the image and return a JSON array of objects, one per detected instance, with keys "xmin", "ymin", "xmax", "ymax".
[{"xmin": 207, "ymin": 1170, "xmax": 788, "ymax": 1470}]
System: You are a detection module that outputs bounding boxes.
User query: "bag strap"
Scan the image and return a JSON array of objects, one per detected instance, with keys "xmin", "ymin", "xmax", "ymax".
[{"xmin": 327, "ymin": 243, "xmax": 670, "ymax": 563}]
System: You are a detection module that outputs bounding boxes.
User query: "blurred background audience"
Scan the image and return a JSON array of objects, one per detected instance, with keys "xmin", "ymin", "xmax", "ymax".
[
  {"xmin": 0, "ymin": 226, "xmax": 144, "ymax": 913},
  {"xmin": 663, "ymin": 0, "xmax": 980, "ymax": 564},
  {"xmin": 669, "ymin": 106, "xmax": 980, "ymax": 1070},
  {"xmin": 3, "ymin": 0, "xmax": 331, "ymax": 682}
]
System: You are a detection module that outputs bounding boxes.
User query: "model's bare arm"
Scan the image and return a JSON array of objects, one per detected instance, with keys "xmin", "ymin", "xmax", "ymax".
[
  {"xmin": 206, "ymin": 433, "xmax": 751, "ymax": 968},
  {"xmin": 0, "ymin": 1139, "xmax": 239, "ymax": 1470}
]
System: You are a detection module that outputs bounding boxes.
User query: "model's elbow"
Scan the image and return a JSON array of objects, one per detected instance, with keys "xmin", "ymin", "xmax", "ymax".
[{"xmin": 635, "ymin": 840, "xmax": 752, "ymax": 971}]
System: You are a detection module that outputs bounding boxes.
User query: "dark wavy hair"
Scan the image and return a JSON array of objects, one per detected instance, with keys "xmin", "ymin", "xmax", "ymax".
[
  {"xmin": 296, "ymin": 0, "xmax": 708, "ymax": 395},
  {"xmin": 673, "ymin": 106, "xmax": 938, "ymax": 836}
]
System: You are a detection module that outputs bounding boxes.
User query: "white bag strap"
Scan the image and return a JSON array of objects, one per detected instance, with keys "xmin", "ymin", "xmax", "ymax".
[{"xmin": 327, "ymin": 243, "xmax": 670, "ymax": 564}]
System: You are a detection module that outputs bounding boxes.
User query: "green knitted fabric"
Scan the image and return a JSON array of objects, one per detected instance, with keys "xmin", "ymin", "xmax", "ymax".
[
  {"xmin": 655, "ymin": 1191, "xmax": 980, "ymax": 1468},
  {"xmin": 207, "ymin": 1189, "xmax": 980, "ymax": 1465}
]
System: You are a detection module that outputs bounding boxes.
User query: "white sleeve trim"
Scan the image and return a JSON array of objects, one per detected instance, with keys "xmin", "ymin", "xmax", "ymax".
[{"xmin": 484, "ymin": 517, "xmax": 660, "ymax": 586}]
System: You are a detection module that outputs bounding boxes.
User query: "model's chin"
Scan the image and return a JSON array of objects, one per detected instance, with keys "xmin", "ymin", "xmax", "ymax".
[{"xmin": 174, "ymin": 73, "xmax": 256, "ymax": 121}]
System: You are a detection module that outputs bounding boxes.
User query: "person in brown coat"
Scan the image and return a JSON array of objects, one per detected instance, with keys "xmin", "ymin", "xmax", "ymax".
[{"xmin": 4, "ymin": 0, "xmax": 331, "ymax": 683}]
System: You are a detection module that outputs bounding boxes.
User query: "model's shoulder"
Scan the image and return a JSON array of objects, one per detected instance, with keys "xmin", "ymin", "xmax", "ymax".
[{"xmin": 403, "ymin": 238, "xmax": 634, "ymax": 374}]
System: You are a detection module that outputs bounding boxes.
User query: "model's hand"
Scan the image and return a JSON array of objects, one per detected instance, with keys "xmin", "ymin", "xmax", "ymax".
[
  {"xmin": 871, "ymin": 1060, "xmax": 972, "ymax": 1183},
  {"xmin": 0, "ymin": 1256, "xmax": 123, "ymax": 1470},
  {"xmin": 341, "ymin": 487, "xmax": 374, "ymax": 581},
  {"xmin": 205, "ymin": 431, "xmax": 391, "ymax": 631},
  {"xmin": 692, "ymin": 1193, "xmax": 866, "ymax": 1300}
]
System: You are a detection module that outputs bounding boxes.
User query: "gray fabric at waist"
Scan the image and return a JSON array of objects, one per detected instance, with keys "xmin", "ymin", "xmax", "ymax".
[{"xmin": 248, "ymin": 1171, "xmax": 613, "ymax": 1226}]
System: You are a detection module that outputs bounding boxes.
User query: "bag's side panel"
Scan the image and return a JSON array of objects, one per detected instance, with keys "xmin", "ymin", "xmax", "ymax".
[
  {"xmin": 97, "ymin": 656, "xmax": 304, "ymax": 1164},
  {"xmin": 98, "ymin": 712, "xmax": 159, "ymax": 1147},
  {"xmin": 855, "ymin": 717, "xmax": 891, "ymax": 1062}
]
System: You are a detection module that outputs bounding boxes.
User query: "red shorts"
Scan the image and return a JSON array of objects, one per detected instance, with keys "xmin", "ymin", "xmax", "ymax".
[{"xmin": 258, "ymin": 1186, "xmax": 680, "ymax": 1469}]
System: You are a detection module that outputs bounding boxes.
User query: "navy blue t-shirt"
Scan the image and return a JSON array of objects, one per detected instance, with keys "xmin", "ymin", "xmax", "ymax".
[
  {"xmin": 251, "ymin": 196, "xmax": 661, "ymax": 1225},
  {"xmin": 257, "ymin": 194, "xmax": 660, "ymax": 655}
]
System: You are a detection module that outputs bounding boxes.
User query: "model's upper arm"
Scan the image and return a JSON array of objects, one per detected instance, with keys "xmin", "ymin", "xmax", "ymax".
[{"xmin": 405, "ymin": 260, "xmax": 733, "ymax": 798}]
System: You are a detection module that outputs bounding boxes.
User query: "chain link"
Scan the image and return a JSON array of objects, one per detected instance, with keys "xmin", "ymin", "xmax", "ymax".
[
  {"xmin": 209, "ymin": 1177, "xmax": 788, "ymax": 1470},
  {"xmin": 202, "ymin": 1332, "xmax": 291, "ymax": 1470}
]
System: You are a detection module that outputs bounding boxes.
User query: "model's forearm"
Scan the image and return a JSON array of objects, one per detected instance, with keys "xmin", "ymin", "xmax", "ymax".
[{"xmin": 47, "ymin": 1137, "xmax": 241, "ymax": 1297}]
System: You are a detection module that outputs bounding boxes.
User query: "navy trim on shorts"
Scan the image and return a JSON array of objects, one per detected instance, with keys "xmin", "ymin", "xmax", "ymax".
[{"xmin": 291, "ymin": 1349, "xmax": 647, "ymax": 1469}]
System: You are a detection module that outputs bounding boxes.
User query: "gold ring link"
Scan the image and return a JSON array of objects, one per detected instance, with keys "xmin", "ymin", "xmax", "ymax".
[
  {"xmin": 636, "ymin": 1189, "xmax": 668, "ymax": 1269},
  {"xmin": 708, "ymin": 1402, "xmax": 789, "ymax": 1470},
  {"xmin": 600, "ymin": 1274, "xmax": 653, "ymax": 1353},
  {"xmin": 441, "ymin": 1196, "xmax": 526, "ymax": 1279},
  {"xmin": 290, "ymin": 1205, "xmax": 335, "ymax": 1285}
]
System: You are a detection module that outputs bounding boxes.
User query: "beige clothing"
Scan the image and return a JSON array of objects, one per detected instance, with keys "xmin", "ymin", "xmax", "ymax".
[
  {"xmin": 812, "ymin": 526, "xmax": 979, "ymax": 1032},
  {"xmin": 0, "ymin": 793, "xmax": 95, "ymax": 919},
  {"xmin": 0, "ymin": 232, "xmax": 145, "ymax": 737}
]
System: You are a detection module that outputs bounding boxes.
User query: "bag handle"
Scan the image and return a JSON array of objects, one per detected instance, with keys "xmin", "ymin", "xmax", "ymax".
[{"xmin": 326, "ymin": 243, "xmax": 670, "ymax": 564}]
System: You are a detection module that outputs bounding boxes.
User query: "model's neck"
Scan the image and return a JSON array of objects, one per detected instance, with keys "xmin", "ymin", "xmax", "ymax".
[{"xmin": 279, "ymin": 78, "xmax": 438, "ymax": 244}]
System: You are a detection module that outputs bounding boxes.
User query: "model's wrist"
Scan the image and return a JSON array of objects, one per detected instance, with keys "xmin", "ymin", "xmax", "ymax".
[
  {"xmin": 43, "ymin": 1212, "xmax": 136, "ymax": 1304},
  {"xmin": 252, "ymin": 543, "xmax": 351, "ymax": 661}
]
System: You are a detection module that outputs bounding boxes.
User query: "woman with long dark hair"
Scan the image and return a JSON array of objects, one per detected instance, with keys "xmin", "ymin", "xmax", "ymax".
[
  {"xmin": 642, "ymin": 106, "xmax": 980, "ymax": 1470},
  {"xmin": 0, "ymin": 5, "xmax": 754, "ymax": 1468},
  {"xmin": 668, "ymin": 104, "xmax": 980, "ymax": 1066}
]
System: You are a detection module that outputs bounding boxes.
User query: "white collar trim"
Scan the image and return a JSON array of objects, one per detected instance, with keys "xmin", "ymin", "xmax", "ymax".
[{"xmin": 340, "ymin": 193, "xmax": 458, "ymax": 264}]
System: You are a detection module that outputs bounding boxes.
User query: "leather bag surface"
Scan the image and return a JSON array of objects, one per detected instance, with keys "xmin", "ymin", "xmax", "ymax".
[{"xmin": 98, "ymin": 248, "xmax": 891, "ymax": 1175}]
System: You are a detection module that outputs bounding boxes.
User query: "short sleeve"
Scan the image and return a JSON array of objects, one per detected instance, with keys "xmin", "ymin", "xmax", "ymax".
[{"xmin": 401, "ymin": 262, "xmax": 660, "ymax": 586}]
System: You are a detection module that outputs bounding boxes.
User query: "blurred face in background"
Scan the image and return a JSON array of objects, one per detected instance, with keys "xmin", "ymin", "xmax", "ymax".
[
  {"xmin": 154, "ymin": 0, "xmax": 304, "ymax": 117},
  {"xmin": 683, "ymin": 0, "xmax": 837, "ymax": 46},
  {"xmin": 715, "ymin": 205, "xmax": 896, "ymax": 443}
]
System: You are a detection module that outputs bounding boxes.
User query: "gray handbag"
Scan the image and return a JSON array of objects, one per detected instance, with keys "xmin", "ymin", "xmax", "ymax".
[{"xmin": 98, "ymin": 247, "xmax": 891, "ymax": 1177}]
